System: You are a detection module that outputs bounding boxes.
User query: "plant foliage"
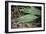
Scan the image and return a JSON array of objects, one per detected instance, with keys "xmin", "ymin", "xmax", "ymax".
[{"xmin": 16, "ymin": 6, "xmax": 41, "ymax": 24}]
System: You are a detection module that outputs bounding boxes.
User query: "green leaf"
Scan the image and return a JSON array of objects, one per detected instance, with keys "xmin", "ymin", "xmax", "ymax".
[
  {"xmin": 24, "ymin": 7, "xmax": 40, "ymax": 15},
  {"xmin": 16, "ymin": 15, "xmax": 38, "ymax": 23},
  {"xmin": 21, "ymin": 7, "xmax": 40, "ymax": 15}
]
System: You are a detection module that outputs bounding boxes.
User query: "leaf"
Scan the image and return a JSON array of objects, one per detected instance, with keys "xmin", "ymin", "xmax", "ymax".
[
  {"xmin": 21, "ymin": 7, "xmax": 40, "ymax": 15},
  {"xmin": 16, "ymin": 15, "xmax": 38, "ymax": 23},
  {"xmin": 24, "ymin": 7, "xmax": 40, "ymax": 15}
]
